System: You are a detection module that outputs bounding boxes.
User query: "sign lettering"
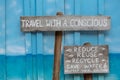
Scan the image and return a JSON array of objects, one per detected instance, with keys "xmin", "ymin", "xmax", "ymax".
[
  {"xmin": 64, "ymin": 45, "xmax": 109, "ymax": 74},
  {"xmin": 21, "ymin": 16, "xmax": 110, "ymax": 31}
]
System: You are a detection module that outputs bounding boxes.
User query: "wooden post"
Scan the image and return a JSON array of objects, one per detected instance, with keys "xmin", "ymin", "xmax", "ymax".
[
  {"xmin": 84, "ymin": 74, "xmax": 92, "ymax": 80},
  {"xmin": 83, "ymin": 42, "xmax": 92, "ymax": 80},
  {"xmin": 53, "ymin": 12, "xmax": 63, "ymax": 80}
]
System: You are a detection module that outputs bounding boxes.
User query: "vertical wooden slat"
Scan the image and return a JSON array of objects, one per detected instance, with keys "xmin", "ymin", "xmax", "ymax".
[
  {"xmin": 24, "ymin": 0, "xmax": 32, "ymax": 80},
  {"xmin": 80, "ymin": 0, "xmax": 98, "ymax": 80},
  {"xmin": 74, "ymin": 0, "xmax": 83, "ymax": 80},
  {"xmin": 43, "ymin": 0, "xmax": 56, "ymax": 80},
  {"xmin": 43, "ymin": 0, "xmax": 47, "ymax": 80},
  {"xmin": 30, "ymin": 0, "xmax": 37, "ymax": 80},
  {"xmin": 98, "ymin": 0, "xmax": 105, "ymax": 80},
  {"xmin": 64, "ymin": 0, "xmax": 74, "ymax": 80},
  {"xmin": 36, "ymin": 0, "xmax": 44, "ymax": 80},
  {"xmin": 6, "ymin": 0, "xmax": 26, "ymax": 79},
  {"xmin": 0, "ymin": 0, "xmax": 6, "ymax": 80}
]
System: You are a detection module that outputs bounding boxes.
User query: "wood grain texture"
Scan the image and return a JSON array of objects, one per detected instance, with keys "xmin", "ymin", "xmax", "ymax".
[
  {"xmin": 53, "ymin": 12, "xmax": 63, "ymax": 80},
  {"xmin": 83, "ymin": 43, "xmax": 92, "ymax": 80},
  {"xmin": 21, "ymin": 16, "xmax": 110, "ymax": 32},
  {"xmin": 53, "ymin": 31, "xmax": 62, "ymax": 80},
  {"xmin": 64, "ymin": 45, "xmax": 109, "ymax": 74}
]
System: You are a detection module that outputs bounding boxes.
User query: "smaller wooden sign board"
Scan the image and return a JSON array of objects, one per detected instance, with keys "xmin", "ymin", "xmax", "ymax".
[{"xmin": 64, "ymin": 45, "xmax": 109, "ymax": 74}]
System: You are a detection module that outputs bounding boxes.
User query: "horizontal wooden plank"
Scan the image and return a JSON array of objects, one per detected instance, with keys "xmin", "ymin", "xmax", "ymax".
[
  {"xmin": 64, "ymin": 45, "xmax": 109, "ymax": 74},
  {"xmin": 20, "ymin": 16, "xmax": 110, "ymax": 31}
]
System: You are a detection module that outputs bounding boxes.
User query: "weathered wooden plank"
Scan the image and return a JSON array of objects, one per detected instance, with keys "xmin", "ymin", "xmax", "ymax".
[
  {"xmin": 80, "ymin": 0, "xmax": 98, "ymax": 80},
  {"xmin": 64, "ymin": 0, "xmax": 74, "ymax": 80},
  {"xmin": 24, "ymin": 0, "xmax": 32, "ymax": 80},
  {"xmin": 64, "ymin": 32, "xmax": 74, "ymax": 80},
  {"xmin": 36, "ymin": 0, "xmax": 44, "ymax": 80},
  {"xmin": 64, "ymin": 45, "xmax": 109, "ymax": 74},
  {"xmin": 30, "ymin": 0, "xmax": 38, "ymax": 80},
  {"xmin": 21, "ymin": 16, "xmax": 110, "ymax": 32},
  {"xmin": 98, "ymin": 0, "xmax": 106, "ymax": 80},
  {"xmin": 0, "ymin": 0, "xmax": 6, "ymax": 80},
  {"xmin": 43, "ymin": 0, "xmax": 56, "ymax": 80},
  {"xmin": 83, "ymin": 43, "xmax": 93, "ymax": 80},
  {"xmin": 6, "ymin": 0, "xmax": 26, "ymax": 80},
  {"xmin": 74, "ymin": 0, "xmax": 83, "ymax": 80}
]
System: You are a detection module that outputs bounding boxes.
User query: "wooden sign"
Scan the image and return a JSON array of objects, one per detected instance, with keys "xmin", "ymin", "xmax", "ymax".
[
  {"xmin": 64, "ymin": 45, "xmax": 109, "ymax": 74},
  {"xmin": 20, "ymin": 16, "xmax": 110, "ymax": 32}
]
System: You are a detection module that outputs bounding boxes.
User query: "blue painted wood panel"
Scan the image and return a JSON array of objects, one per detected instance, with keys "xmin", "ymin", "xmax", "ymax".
[
  {"xmin": 0, "ymin": 0, "xmax": 120, "ymax": 80},
  {"xmin": 0, "ymin": 0, "xmax": 6, "ymax": 80}
]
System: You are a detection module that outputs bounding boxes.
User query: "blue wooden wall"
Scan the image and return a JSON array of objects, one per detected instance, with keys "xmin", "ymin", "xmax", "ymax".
[{"xmin": 0, "ymin": 0, "xmax": 120, "ymax": 80}]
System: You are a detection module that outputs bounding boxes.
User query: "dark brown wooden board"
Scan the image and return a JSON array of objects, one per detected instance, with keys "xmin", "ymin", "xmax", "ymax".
[
  {"xmin": 64, "ymin": 45, "xmax": 109, "ymax": 74},
  {"xmin": 21, "ymin": 16, "xmax": 110, "ymax": 32}
]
